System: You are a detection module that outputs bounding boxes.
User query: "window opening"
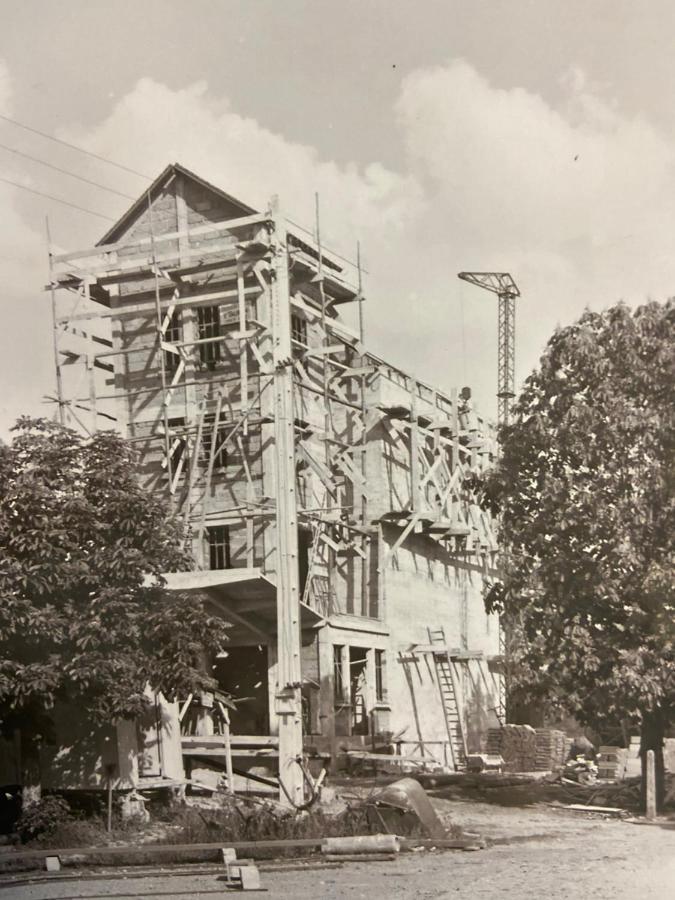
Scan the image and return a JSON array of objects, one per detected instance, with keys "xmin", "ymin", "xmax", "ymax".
[
  {"xmin": 350, "ymin": 647, "xmax": 369, "ymax": 735},
  {"xmin": 375, "ymin": 649, "xmax": 386, "ymax": 703},
  {"xmin": 333, "ymin": 645, "xmax": 345, "ymax": 704},
  {"xmin": 208, "ymin": 525, "xmax": 231, "ymax": 570},
  {"xmin": 167, "ymin": 417, "xmax": 186, "ymax": 470},
  {"xmin": 163, "ymin": 309, "xmax": 182, "ymax": 372},
  {"xmin": 291, "ymin": 314, "xmax": 307, "ymax": 358},
  {"xmin": 197, "ymin": 305, "xmax": 222, "ymax": 367},
  {"xmin": 202, "ymin": 413, "xmax": 229, "ymax": 469}
]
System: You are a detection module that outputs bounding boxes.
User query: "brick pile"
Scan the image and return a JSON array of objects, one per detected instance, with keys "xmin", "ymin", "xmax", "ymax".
[
  {"xmin": 597, "ymin": 746, "xmax": 628, "ymax": 781},
  {"xmin": 534, "ymin": 728, "xmax": 567, "ymax": 771},
  {"xmin": 486, "ymin": 724, "xmax": 538, "ymax": 772}
]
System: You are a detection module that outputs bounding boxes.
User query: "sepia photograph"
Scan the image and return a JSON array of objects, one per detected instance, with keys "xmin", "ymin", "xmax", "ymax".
[{"xmin": 0, "ymin": 2, "xmax": 672, "ymax": 897}]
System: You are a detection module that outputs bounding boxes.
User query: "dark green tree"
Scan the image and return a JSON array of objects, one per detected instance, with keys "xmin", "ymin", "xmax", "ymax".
[
  {"xmin": 0, "ymin": 418, "xmax": 228, "ymax": 794},
  {"xmin": 482, "ymin": 301, "xmax": 674, "ymax": 808}
]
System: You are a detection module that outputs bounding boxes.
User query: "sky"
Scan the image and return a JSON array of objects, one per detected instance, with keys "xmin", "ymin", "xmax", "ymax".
[{"xmin": 1, "ymin": 0, "xmax": 675, "ymax": 435}]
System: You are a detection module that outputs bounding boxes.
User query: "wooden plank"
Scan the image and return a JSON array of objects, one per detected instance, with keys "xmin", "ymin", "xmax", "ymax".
[
  {"xmin": 183, "ymin": 748, "xmax": 279, "ymax": 758},
  {"xmin": 178, "ymin": 694, "xmax": 193, "ymax": 722},
  {"xmin": 182, "ymin": 735, "xmax": 279, "ymax": 746},
  {"xmin": 54, "ymin": 211, "xmax": 269, "ymax": 263},
  {"xmin": 206, "ymin": 593, "xmax": 271, "ymax": 641},
  {"xmin": 297, "ymin": 442, "xmax": 337, "ymax": 494},
  {"xmin": 2, "ymin": 837, "xmax": 326, "ymax": 863},
  {"xmin": 302, "ymin": 344, "xmax": 344, "ymax": 360},
  {"xmin": 383, "ymin": 512, "xmax": 422, "ymax": 562}
]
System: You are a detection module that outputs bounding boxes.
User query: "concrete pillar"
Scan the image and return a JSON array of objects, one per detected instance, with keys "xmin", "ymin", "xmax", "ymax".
[{"xmin": 646, "ymin": 749, "xmax": 657, "ymax": 819}]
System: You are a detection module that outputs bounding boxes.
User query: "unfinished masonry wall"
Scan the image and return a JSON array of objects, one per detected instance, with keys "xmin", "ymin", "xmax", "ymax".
[{"xmin": 381, "ymin": 526, "xmax": 500, "ymax": 757}]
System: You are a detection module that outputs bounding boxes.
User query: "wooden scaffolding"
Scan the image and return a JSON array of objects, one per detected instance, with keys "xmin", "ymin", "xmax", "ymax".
[{"xmin": 46, "ymin": 163, "xmax": 502, "ymax": 795}]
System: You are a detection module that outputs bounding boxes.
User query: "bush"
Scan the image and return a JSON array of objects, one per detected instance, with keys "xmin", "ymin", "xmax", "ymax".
[
  {"xmin": 16, "ymin": 796, "xmax": 72, "ymax": 843},
  {"xmin": 38, "ymin": 817, "xmax": 108, "ymax": 849}
]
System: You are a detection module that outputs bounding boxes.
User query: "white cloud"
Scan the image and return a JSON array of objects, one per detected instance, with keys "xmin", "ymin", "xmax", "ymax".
[
  {"xmin": 63, "ymin": 78, "xmax": 424, "ymax": 252},
  {"xmin": 397, "ymin": 59, "xmax": 674, "ymax": 252},
  {"xmin": 0, "ymin": 59, "xmax": 12, "ymax": 115},
  {"xmin": 390, "ymin": 60, "xmax": 675, "ymax": 402},
  {"xmin": 0, "ymin": 59, "xmax": 54, "ymax": 434},
  {"xmin": 1, "ymin": 58, "xmax": 675, "ymax": 435}
]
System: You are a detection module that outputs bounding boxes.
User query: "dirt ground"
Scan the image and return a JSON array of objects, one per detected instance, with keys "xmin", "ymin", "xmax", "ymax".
[{"xmin": 1, "ymin": 798, "xmax": 673, "ymax": 899}]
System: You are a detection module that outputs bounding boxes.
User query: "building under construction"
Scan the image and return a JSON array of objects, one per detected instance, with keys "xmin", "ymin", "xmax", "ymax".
[{"xmin": 46, "ymin": 163, "xmax": 502, "ymax": 804}]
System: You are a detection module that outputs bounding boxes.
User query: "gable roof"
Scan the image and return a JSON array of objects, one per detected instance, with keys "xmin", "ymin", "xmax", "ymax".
[{"xmin": 96, "ymin": 162, "xmax": 258, "ymax": 246}]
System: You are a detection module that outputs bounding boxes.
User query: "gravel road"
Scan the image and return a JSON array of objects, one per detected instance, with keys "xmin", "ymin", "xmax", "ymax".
[{"xmin": 1, "ymin": 800, "xmax": 673, "ymax": 899}]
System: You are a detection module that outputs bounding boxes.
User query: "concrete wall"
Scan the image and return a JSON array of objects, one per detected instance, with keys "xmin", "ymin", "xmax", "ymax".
[
  {"xmin": 380, "ymin": 525, "xmax": 501, "ymax": 758},
  {"xmin": 296, "ymin": 523, "xmax": 501, "ymax": 766}
]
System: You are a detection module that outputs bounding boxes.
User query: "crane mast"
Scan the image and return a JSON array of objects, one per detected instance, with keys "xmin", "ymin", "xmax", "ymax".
[{"xmin": 457, "ymin": 272, "xmax": 519, "ymax": 428}]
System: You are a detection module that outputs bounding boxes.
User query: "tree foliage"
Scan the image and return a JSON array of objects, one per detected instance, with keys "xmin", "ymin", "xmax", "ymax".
[
  {"xmin": 482, "ymin": 301, "xmax": 674, "ymax": 738},
  {"xmin": 0, "ymin": 419, "xmax": 229, "ymax": 733}
]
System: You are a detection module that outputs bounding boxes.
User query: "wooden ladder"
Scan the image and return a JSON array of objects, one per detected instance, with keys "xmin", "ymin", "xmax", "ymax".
[{"xmin": 427, "ymin": 626, "xmax": 467, "ymax": 770}]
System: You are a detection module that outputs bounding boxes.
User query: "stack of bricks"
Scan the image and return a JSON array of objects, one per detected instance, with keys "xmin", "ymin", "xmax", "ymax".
[
  {"xmin": 486, "ymin": 727, "xmax": 502, "ymax": 756},
  {"xmin": 597, "ymin": 746, "xmax": 628, "ymax": 781},
  {"xmin": 534, "ymin": 728, "xmax": 567, "ymax": 771},
  {"xmin": 486, "ymin": 724, "xmax": 538, "ymax": 772}
]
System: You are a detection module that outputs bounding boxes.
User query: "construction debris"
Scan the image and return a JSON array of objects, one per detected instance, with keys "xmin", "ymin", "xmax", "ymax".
[
  {"xmin": 465, "ymin": 753, "xmax": 504, "ymax": 773},
  {"xmin": 598, "ymin": 747, "xmax": 628, "ymax": 781},
  {"xmin": 369, "ymin": 777, "xmax": 448, "ymax": 841},
  {"xmin": 221, "ymin": 848, "xmax": 261, "ymax": 891},
  {"xmin": 321, "ymin": 834, "xmax": 400, "ymax": 856},
  {"xmin": 556, "ymin": 804, "xmax": 626, "ymax": 818},
  {"xmin": 563, "ymin": 757, "xmax": 598, "ymax": 784}
]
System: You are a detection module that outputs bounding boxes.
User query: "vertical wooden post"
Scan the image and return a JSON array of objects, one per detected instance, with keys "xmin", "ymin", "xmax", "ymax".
[
  {"xmin": 220, "ymin": 704, "xmax": 235, "ymax": 796},
  {"xmin": 410, "ymin": 385, "xmax": 420, "ymax": 512},
  {"xmin": 340, "ymin": 644, "xmax": 351, "ymax": 735},
  {"xmin": 646, "ymin": 749, "xmax": 656, "ymax": 819},
  {"xmin": 106, "ymin": 773, "xmax": 114, "ymax": 833},
  {"xmin": 269, "ymin": 198, "xmax": 304, "ymax": 807},
  {"xmin": 46, "ymin": 217, "xmax": 66, "ymax": 426}
]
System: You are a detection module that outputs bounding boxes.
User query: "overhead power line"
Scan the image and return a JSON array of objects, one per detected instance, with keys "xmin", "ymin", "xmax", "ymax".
[
  {"xmin": 0, "ymin": 175, "xmax": 117, "ymax": 221},
  {"xmin": 0, "ymin": 141, "xmax": 136, "ymax": 200},
  {"xmin": 0, "ymin": 112, "xmax": 151, "ymax": 180}
]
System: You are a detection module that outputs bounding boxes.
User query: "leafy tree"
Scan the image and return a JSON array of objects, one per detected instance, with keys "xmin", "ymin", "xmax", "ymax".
[
  {"xmin": 0, "ymin": 418, "xmax": 229, "ymax": 794},
  {"xmin": 481, "ymin": 301, "xmax": 674, "ymax": 808}
]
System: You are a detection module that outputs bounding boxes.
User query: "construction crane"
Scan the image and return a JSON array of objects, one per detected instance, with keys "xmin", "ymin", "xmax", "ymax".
[{"xmin": 457, "ymin": 272, "xmax": 520, "ymax": 428}]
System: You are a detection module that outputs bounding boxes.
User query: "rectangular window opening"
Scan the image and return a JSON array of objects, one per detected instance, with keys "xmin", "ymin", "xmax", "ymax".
[
  {"xmin": 350, "ymin": 647, "xmax": 369, "ymax": 735},
  {"xmin": 333, "ymin": 645, "xmax": 345, "ymax": 704},
  {"xmin": 291, "ymin": 314, "xmax": 308, "ymax": 357},
  {"xmin": 201, "ymin": 414, "xmax": 229, "ymax": 469},
  {"xmin": 166, "ymin": 417, "xmax": 186, "ymax": 471},
  {"xmin": 208, "ymin": 525, "xmax": 231, "ymax": 570},
  {"xmin": 197, "ymin": 305, "xmax": 222, "ymax": 368},
  {"xmin": 375, "ymin": 649, "xmax": 386, "ymax": 703},
  {"xmin": 163, "ymin": 309, "xmax": 182, "ymax": 372}
]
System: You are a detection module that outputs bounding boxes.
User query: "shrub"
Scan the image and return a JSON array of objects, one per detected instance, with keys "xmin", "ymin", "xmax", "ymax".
[{"xmin": 16, "ymin": 796, "xmax": 72, "ymax": 843}]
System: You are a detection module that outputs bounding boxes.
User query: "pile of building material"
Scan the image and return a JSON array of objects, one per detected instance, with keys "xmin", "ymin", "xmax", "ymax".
[
  {"xmin": 534, "ymin": 729, "xmax": 567, "ymax": 771},
  {"xmin": 597, "ymin": 746, "xmax": 628, "ymax": 781},
  {"xmin": 486, "ymin": 725, "xmax": 537, "ymax": 772}
]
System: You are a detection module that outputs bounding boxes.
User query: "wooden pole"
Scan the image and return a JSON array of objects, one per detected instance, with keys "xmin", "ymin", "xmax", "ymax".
[
  {"xmin": 646, "ymin": 749, "xmax": 656, "ymax": 819},
  {"xmin": 218, "ymin": 702, "xmax": 235, "ymax": 795},
  {"xmin": 46, "ymin": 217, "xmax": 66, "ymax": 426},
  {"xmin": 270, "ymin": 197, "xmax": 304, "ymax": 807},
  {"xmin": 147, "ymin": 193, "xmax": 175, "ymax": 505},
  {"xmin": 107, "ymin": 778, "xmax": 113, "ymax": 833}
]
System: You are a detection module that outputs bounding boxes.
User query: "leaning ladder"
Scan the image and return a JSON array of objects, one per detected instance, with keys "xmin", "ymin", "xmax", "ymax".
[{"xmin": 427, "ymin": 626, "xmax": 467, "ymax": 770}]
